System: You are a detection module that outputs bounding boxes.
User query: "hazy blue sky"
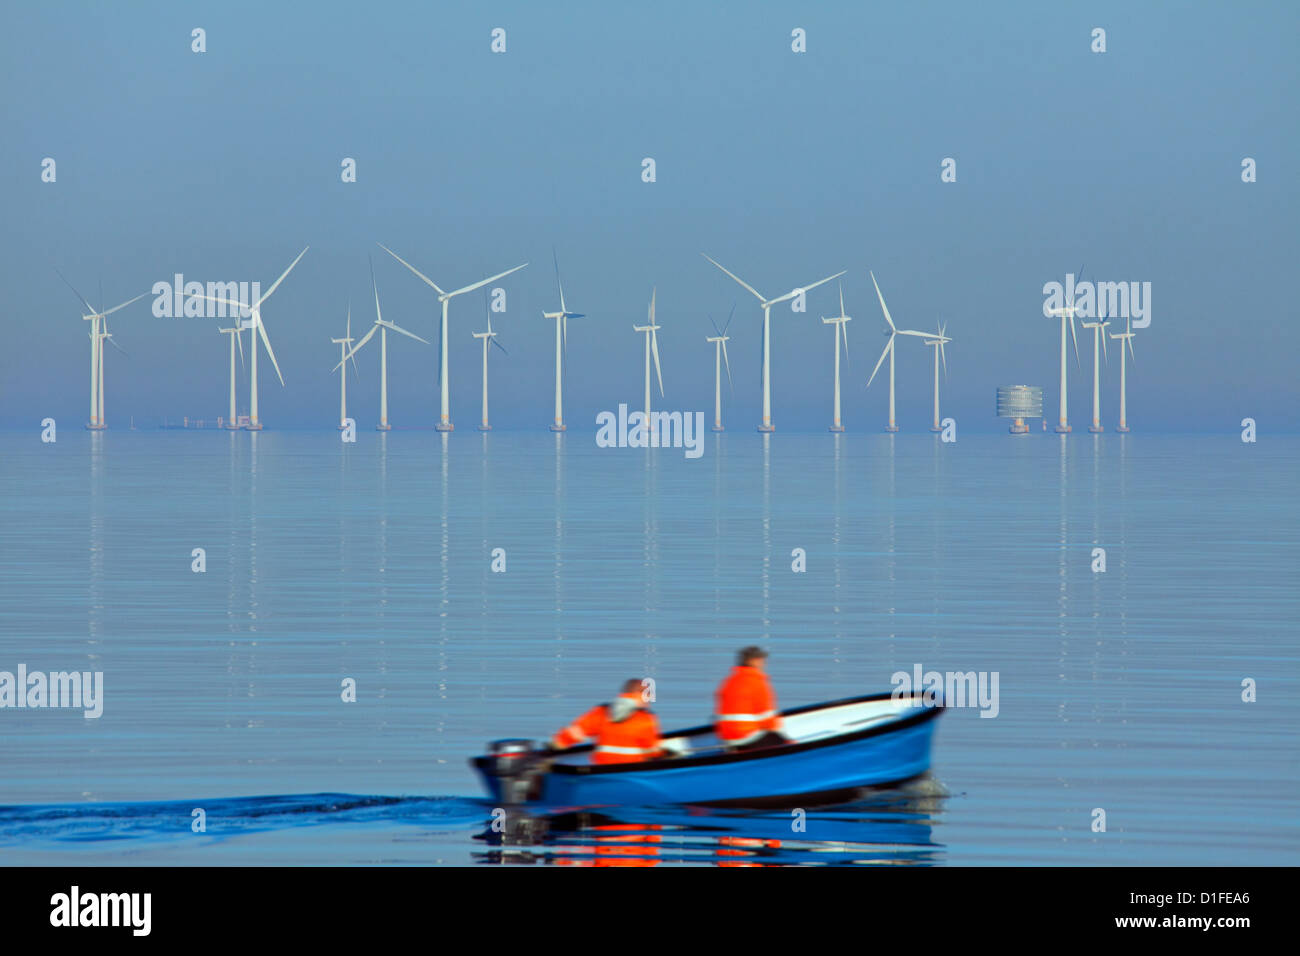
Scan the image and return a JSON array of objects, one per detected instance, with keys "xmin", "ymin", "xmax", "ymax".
[{"xmin": 2, "ymin": 0, "xmax": 1296, "ymax": 431}]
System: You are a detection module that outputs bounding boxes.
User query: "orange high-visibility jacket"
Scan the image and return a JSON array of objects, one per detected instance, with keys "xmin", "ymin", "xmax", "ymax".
[
  {"xmin": 552, "ymin": 692, "xmax": 663, "ymax": 765},
  {"xmin": 715, "ymin": 665, "xmax": 783, "ymax": 744}
]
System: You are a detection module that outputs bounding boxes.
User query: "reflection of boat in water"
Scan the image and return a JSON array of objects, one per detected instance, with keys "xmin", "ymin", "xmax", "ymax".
[
  {"xmin": 472, "ymin": 783, "xmax": 947, "ymax": 866},
  {"xmin": 472, "ymin": 692, "xmax": 943, "ymax": 808}
]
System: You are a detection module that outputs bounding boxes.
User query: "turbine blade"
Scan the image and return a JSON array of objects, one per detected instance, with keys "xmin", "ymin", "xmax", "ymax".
[
  {"xmin": 1070, "ymin": 315, "xmax": 1080, "ymax": 367},
  {"xmin": 709, "ymin": 313, "xmax": 722, "ymax": 337},
  {"xmin": 1128, "ymin": 335, "xmax": 1136, "ymax": 365},
  {"xmin": 235, "ymin": 326, "xmax": 245, "ymax": 368},
  {"xmin": 105, "ymin": 335, "xmax": 128, "ymax": 356},
  {"xmin": 56, "ymin": 269, "xmax": 96, "ymax": 316},
  {"xmin": 370, "ymin": 256, "xmax": 383, "ymax": 325},
  {"xmin": 840, "ymin": 319, "xmax": 850, "ymax": 364},
  {"xmin": 768, "ymin": 270, "xmax": 846, "ymax": 306},
  {"xmin": 1101, "ymin": 327, "xmax": 1109, "ymax": 363},
  {"xmin": 446, "ymin": 262, "xmax": 528, "ymax": 299},
  {"xmin": 722, "ymin": 301, "xmax": 736, "ymax": 335},
  {"xmin": 256, "ymin": 246, "xmax": 309, "ymax": 307},
  {"xmin": 701, "ymin": 254, "xmax": 765, "ymax": 303},
  {"xmin": 553, "ymin": 247, "xmax": 566, "ymax": 314},
  {"xmin": 867, "ymin": 338, "xmax": 892, "ymax": 388},
  {"xmin": 384, "ymin": 321, "xmax": 430, "ymax": 345},
  {"xmin": 101, "ymin": 292, "xmax": 148, "ymax": 317},
  {"xmin": 491, "ymin": 336, "xmax": 508, "ymax": 356},
  {"xmin": 379, "ymin": 244, "xmax": 445, "ymax": 295},
  {"xmin": 562, "ymin": 314, "xmax": 568, "ymax": 357},
  {"xmin": 651, "ymin": 328, "xmax": 664, "ymax": 397},
  {"xmin": 838, "ymin": 281, "xmax": 845, "ymax": 318},
  {"xmin": 940, "ymin": 339, "xmax": 948, "ymax": 380},
  {"xmin": 721, "ymin": 339, "xmax": 733, "ymax": 394},
  {"xmin": 334, "ymin": 325, "xmax": 377, "ymax": 371},
  {"xmin": 258, "ymin": 318, "xmax": 285, "ymax": 387},
  {"xmin": 870, "ymin": 271, "xmax": 897, "ymax": 331}
]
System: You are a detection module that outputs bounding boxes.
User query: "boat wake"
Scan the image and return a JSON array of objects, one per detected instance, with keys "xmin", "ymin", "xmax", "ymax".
[{"xmin": 0, "ymin": 779, "xmax": 950, "ymax": 866}]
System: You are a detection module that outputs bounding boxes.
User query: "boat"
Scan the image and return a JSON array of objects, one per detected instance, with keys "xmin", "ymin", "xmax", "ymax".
[{"xmin": 471, "ymin": 691, "xmax": 943, "ymax": 808}]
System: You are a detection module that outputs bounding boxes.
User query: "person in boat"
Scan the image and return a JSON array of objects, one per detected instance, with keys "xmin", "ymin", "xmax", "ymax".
[
  {"xmin": 715, "ymin": 646, "xmax": 791, "ymax": 750},
  {"xmin": 547, "ymin": 679, "xmax": 664, "ymax": 765}
]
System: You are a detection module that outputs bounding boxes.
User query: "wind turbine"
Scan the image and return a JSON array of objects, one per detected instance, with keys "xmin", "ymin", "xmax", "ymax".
[
  {"xmin": 472, "ymin": 292, "xmax": 508, "ymax": 431},
  {"xmin": 542, "ymin": 249, "xmax": 584, "ymax": 431},
  {"xmin": 334, "ymin": 259, "xmax": 429, "ymax": 430},
  {"xmin": 379, "ymin": 244, "xmax": 527, "ymax": 432},
  {"xmin": 217, "ymin": 324, "xmax": 245, "ymax": 428},
  {"xmin": 57, "ymin": 272, "xmax": 145, "ymax": 430},
  {"xmin": 921, "ymin": 324, "xmax": 951, "ymax": 432},
  {"xmin": 821, "ymin": 283, "xmax": 851, "ymax": 432},
  {"xmin": 330, "ymin": 304, "xmax": 359, "ymax": 430},
  {"xmin": 702, "ymin": 254, "xmax": 845, "ymax": 432},
  {"xmin": 1109, "ymin": 317, "xmax": 1137, "ymax": 432},
  {"xmin": 633, "ymin": 288, "xmax": 664, "ymax": 424},
  {"xmin": 1046, "ymin": 266, "xmax": 1083, "ymax": 434},
  {"xmin": 196, "ymin": 246, "xmax": 309, "ymax": 430},
  {"xmin": 705, "ymin": 304, "xmax": 735, "ymax": 432},
  {"xmin": 1081, "ymin": 316, "xmax": 1109, "ymax": 433},
  {"xmin": 866, "ymin": 271, "xmax": 932, "ymax": 432}
]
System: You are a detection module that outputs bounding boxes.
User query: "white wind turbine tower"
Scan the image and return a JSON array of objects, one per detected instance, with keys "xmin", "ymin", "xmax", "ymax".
[
  {"xmin": 1109, "ymin": 317, "xmax": 1136, "ymax": 432},
  {"xmin": 822, "ymin": 283, "xmax": 851, "ymax": 432},
  {"xmin": 702, "ymin": 254, "xmax": 845, "ymax": 432},
  {"xmin": 1046, "ymin": 300, "xmax": 1082, "ymax": 433},
  {"xmin": 867, "ymin": 271, "xmax": 932, "ymax": 432},
  {"xmin": 1081, "ymin": 316, "xmax": 1109, "ymax": 432},
  {"xmin": 57, "ymin": 272, "xmax": 145, "ymax": 430},
  {"xmin": 334, "ymin": 259, "xmax": 429, "ymax": 430},
  {"xmin": 379, "ymin": 244, "xmax": 527, "ymax": 432},
  {"xmin": 472, "ymin": 293, "xmax": 508, "ymax": 431},
  {"xmin": 921, "ymin": 324, "xmax": 951, "ymax": 432},
  {"xmin": 330, "ymin": 304, "xmax": 359, "ymax": 430},
  {"xmin": 93, "ymin": 319, "xmax": 128, "ymax": 430},
  {"xmin": 197, "ymin": 247, "xmax": 309, "ymax": 430},
  {"xmin": 705, "ymin": 304, "xmax": 735, "ymax": 432},
  {"xmin": 543, "ymin": 249, "xmax": 584, "ymax": 432},
  {"xmin": 633, "ymin": 288, "xmax": 664, "ymax": 423},
  {"xmin": 217, "ymin": 324, "xmax": 244, "ymax": 428}
]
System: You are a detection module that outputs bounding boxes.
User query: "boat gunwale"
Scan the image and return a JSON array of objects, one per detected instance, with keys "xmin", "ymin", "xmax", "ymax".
[{"xmin": 471, "ymin": 691, "xmax": 943, "ymax": 777}]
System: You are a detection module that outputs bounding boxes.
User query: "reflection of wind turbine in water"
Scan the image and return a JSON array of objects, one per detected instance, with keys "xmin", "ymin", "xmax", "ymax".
[
  {"xmin": 920, "ymin": 323, "xmax": 951, "ymax": 432},
  {"xmin": 379, "ymin": 244, "xmax": 527, "ymax": 432},
  {"xmin": 822, "ymin": 283, "xmax": 851, "ymax": 432},
  {"xmin": 543, "ymin": 250, "xmax": 584, "ymax": 432},
  {"xmin": 217, "ymin": 324, "xmax": 245, "ymax": 428},
  {"xmin": 867, "ymin": 272, "xmax": 931, "ymax": 432},
  {"xmin": 334, "ymin": 259, "xmax": 429, "ymax": 430},
  {"xmin": 1110, "ymin": 317, "xmax": 1137, "ymax": 432},
  {"xmin": 1081, "ymin": 315, "xmax": 1109, "ymax": 433},
  {"xmin": 1046, "ymin": 266, "xmax": 1083, "ymax": 434},
  {"xmin": 472, "ymin": 290, "xmax": 508, "ymax": 431},
  {"xmin": 633, "ymin": 288, "xmax": 664, "ymax": 422},
  {"xmin": 196, "ymin": 246, "xmax": 309, "ymax": 430},
  {"xmin": 56, "ymin": 272, "xmax": 146, "ymax": 430},
  {"xmin": 702, "ymin": 254, "xmax": 845, "ymax": 432},
  {"xmin": 329, "ymin": 304, "xmax": 359, "ymax": 430},
  {"xmin": 705, "ymin": 304, "xmax": 734, "ymax": 432}
]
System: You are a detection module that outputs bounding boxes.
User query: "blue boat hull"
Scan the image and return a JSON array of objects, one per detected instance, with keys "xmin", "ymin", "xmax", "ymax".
[{"xmin": 473, "ymin": 693, "xmax": 943, "ymax": 808}]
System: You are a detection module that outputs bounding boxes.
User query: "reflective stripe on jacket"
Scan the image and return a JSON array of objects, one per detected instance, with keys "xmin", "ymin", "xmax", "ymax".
[
  {"xmin": 714, "ymin": 665, "xmax": 783, "ymax": 743},
  {"xmin": 552, "ymin": 692, "xmax": 663, "ymax": 764}
]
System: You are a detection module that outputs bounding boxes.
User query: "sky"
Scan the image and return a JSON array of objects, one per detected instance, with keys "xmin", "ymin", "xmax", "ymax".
[{"xmin": 1, "ymin": 0, "xmax": 1297, "ymax": 432}]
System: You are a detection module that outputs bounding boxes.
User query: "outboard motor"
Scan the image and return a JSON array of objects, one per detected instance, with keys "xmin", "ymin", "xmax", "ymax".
[{"xmin": 485, "ymin": 738, "xmax": 547, "ymax": 805}]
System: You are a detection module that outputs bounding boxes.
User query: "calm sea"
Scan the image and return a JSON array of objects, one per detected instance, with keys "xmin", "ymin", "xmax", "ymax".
[{"xmin": 1, "ymin": 430, "xmax": 1296, "ymax": 865}]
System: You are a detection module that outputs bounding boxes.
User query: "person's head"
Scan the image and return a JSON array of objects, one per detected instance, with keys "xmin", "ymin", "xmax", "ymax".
[
  {"xmin": 621, "ymin": 678, "xmax": 644, "ymax": 696},
  {"xmin": 737, "ymin": 646, "xmax": 768, "ymax": 669}
]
